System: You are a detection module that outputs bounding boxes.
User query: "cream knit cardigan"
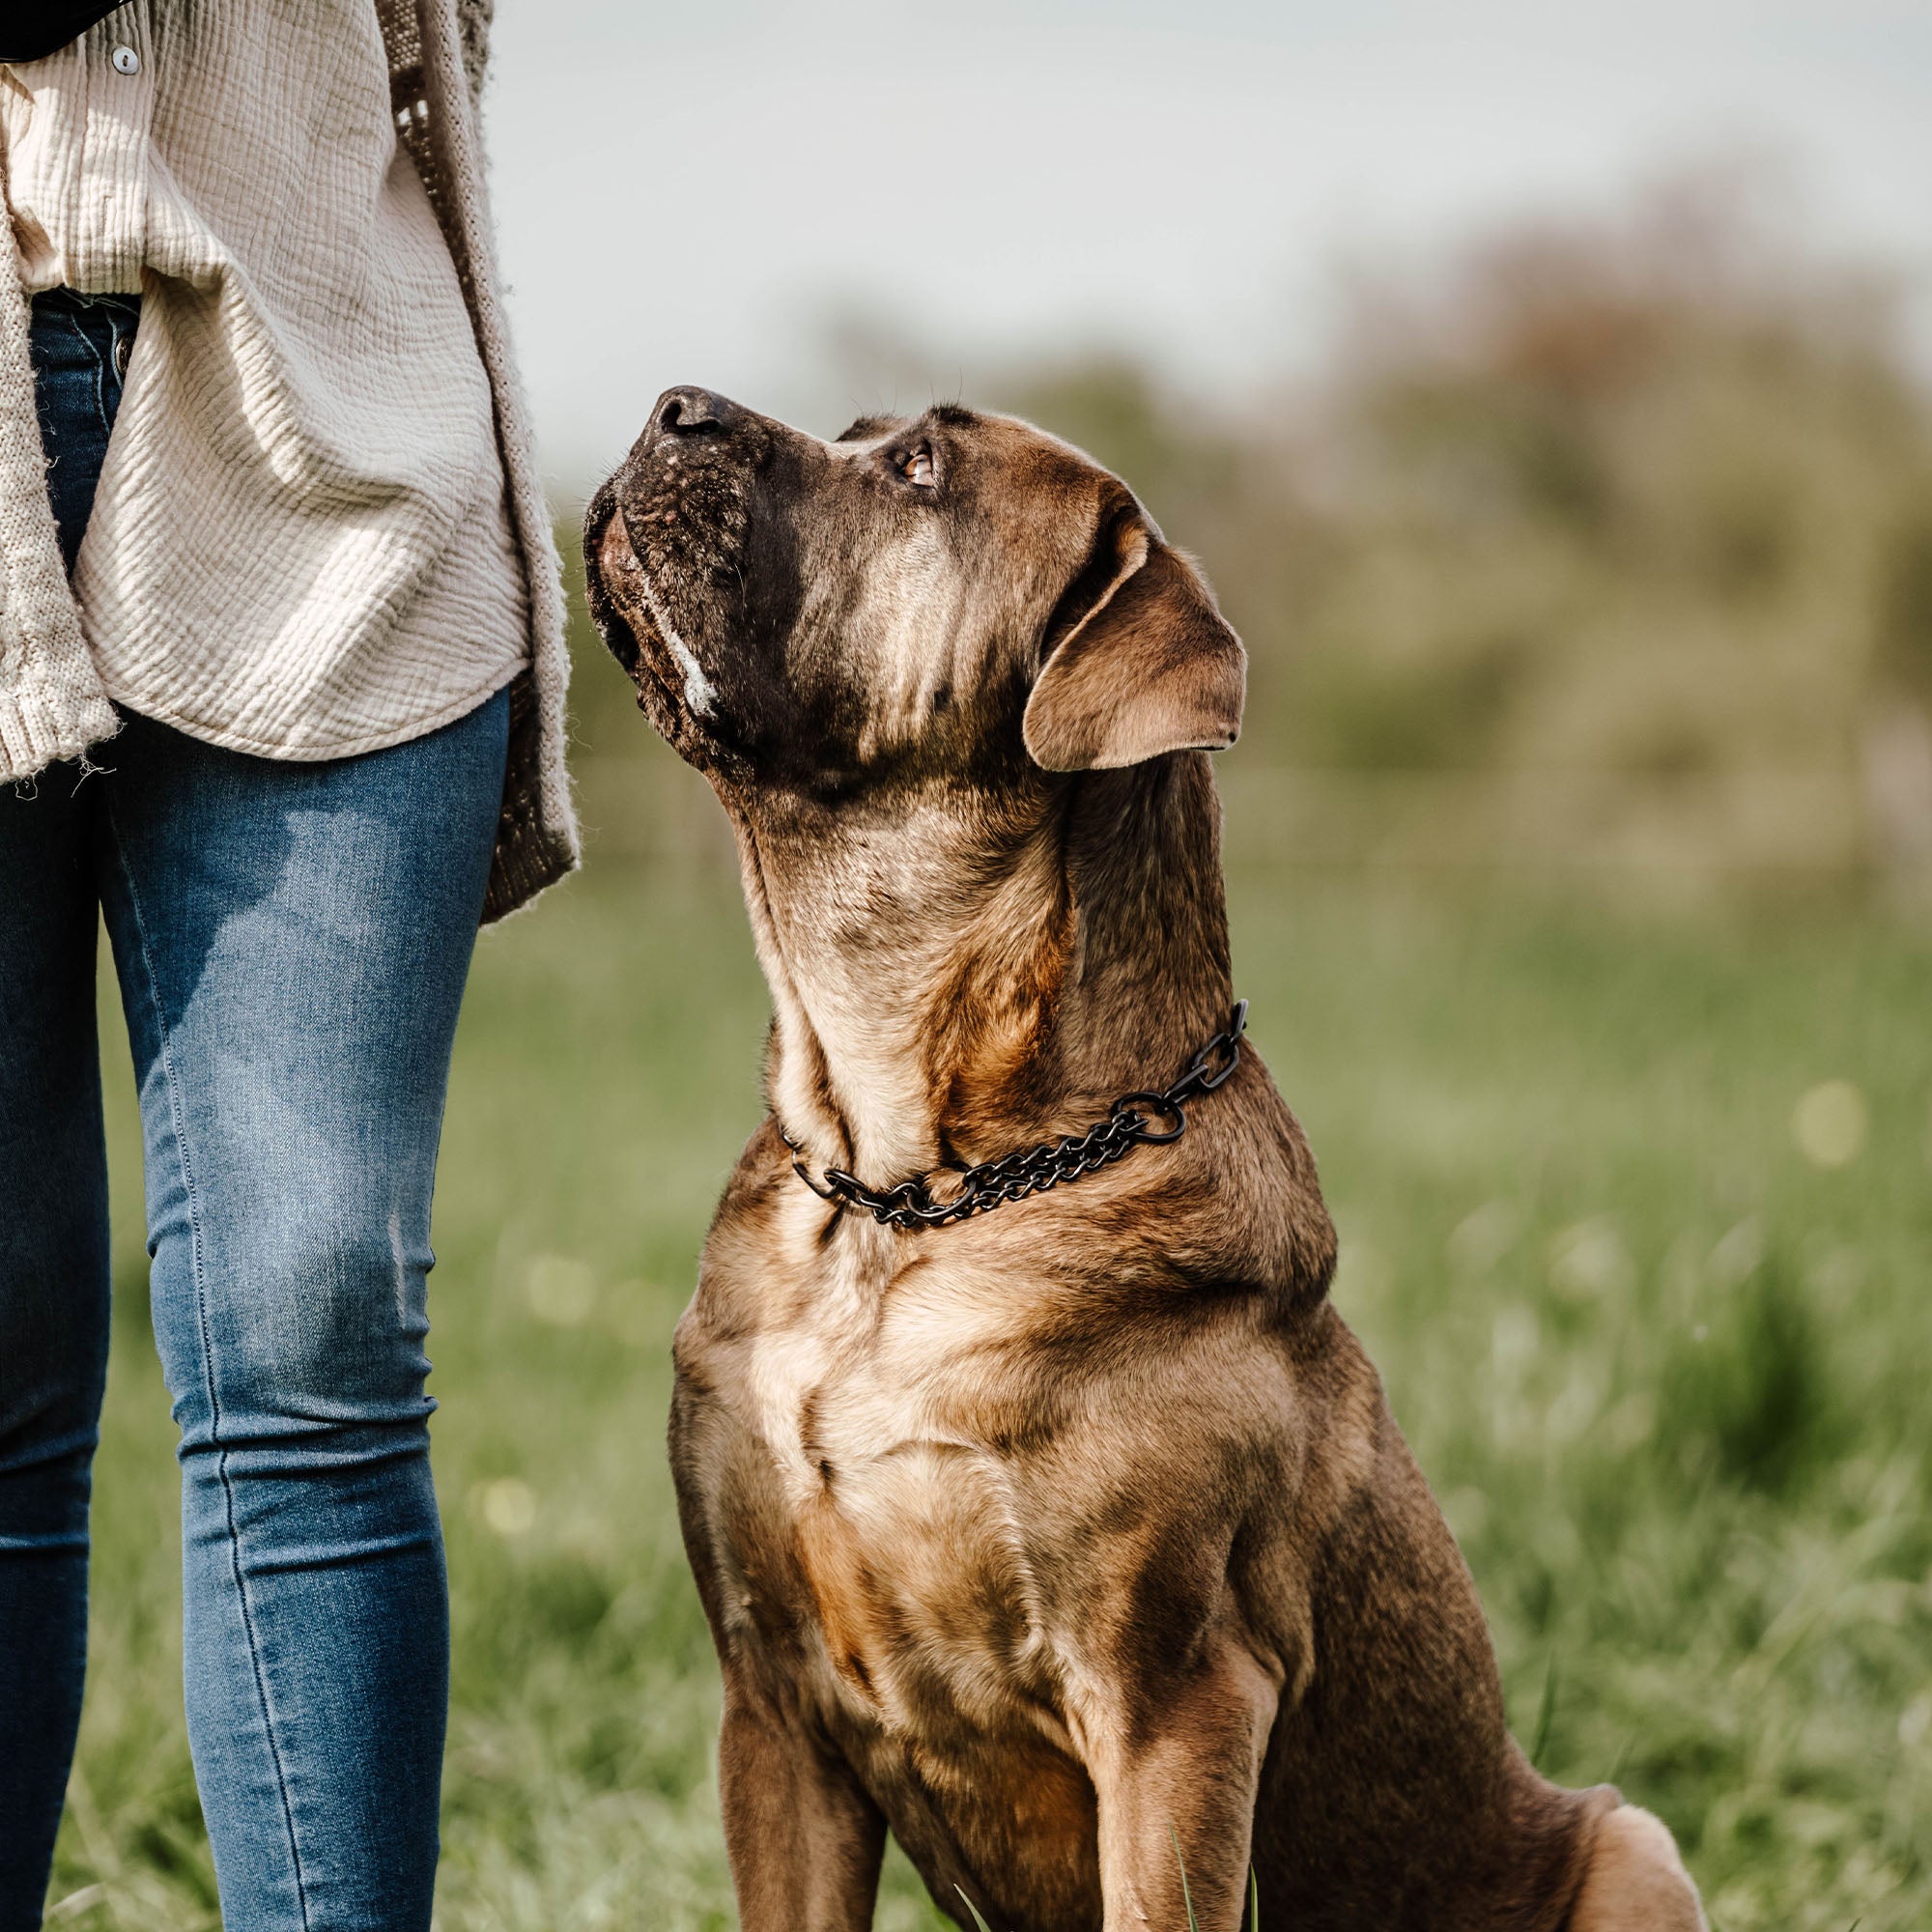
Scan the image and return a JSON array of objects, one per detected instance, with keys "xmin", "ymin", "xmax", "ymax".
[{"xmin": 0, "ymin": 0, "xmax": 578, "ymax": 923}]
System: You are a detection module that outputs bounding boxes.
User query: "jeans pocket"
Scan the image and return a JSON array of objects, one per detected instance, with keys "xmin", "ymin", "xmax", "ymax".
[{"xmin": 29, "ymin": 289, "xmax": 143, "ymax": 573}]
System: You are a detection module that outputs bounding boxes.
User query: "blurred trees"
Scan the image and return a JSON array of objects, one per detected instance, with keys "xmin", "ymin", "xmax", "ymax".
[
  {"xmin": 998, "ymin": 173, "xmax": 1932, "ymax": 884},
  {"xmin": 565, "ymin": 171, "xmax": 1932, "ymax": 886}
]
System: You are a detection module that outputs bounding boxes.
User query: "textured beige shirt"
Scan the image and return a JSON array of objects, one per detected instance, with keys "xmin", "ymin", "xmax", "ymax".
[{"xmin": 0, "ymin": 1, "xmax": 529, "ymax": 759}]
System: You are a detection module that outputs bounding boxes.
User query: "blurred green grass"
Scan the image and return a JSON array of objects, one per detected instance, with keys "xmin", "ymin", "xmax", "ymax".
[
  {"xmin": 41, "ymin": 168, "xmax": 1932, "ymax": 1931},
  {"xmin": 35, "ymin": 161, "xmax": 1932, "ymax": 1932},
  {"xmin": 47, "ymin": 789, "xmax": 1932, "ymax": 1927}
]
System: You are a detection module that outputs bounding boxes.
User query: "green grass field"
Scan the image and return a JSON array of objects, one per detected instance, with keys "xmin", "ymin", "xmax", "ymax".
[{"xmin": 45, "ymin": 767, "xmax": 1932, "ymax": 1928}]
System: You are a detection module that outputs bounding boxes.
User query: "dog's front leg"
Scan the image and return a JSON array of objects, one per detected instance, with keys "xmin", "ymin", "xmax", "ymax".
[
  {"xmin": 1085, "ymin": 1644, "xmax": 1277, "ymax": 1932},
  {"xmin": 719, "ymin": 1677, "xmax": 887, "ymax": 1932}
]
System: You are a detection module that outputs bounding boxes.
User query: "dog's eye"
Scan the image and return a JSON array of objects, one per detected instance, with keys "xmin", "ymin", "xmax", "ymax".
[{"xmin": 901, "ymin": 445, "xmax": 937, "ymax": 489}]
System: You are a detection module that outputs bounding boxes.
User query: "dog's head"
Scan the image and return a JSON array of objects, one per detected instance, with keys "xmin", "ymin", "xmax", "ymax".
[{"xmin": 583, "ymin": 388, "xmax": 1245, "ymax": 801}]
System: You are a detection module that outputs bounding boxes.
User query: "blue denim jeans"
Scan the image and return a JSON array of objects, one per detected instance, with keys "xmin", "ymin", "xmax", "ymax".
[
  {"xmin": 1, "ymin": 290, "xmax": 510, "ymax": 1928},
  {"xmin": 27, "ymin": 289, "xmax": 141, "ymax": 575}
]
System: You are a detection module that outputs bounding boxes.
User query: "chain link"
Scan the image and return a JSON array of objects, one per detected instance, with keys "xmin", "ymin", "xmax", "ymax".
[{"xmin": 780, "ymin": 1001, "xmax": 1247, "ymax": 1231}]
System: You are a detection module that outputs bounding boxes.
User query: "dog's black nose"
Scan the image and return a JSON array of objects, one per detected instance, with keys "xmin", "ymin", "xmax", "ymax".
[{"xmin": 647, "ymin": 385, "xmax": 732, "ymax": 445}]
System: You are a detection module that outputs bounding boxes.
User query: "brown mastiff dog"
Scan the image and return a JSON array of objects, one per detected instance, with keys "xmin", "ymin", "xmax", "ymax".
[{"xmin": 583, "ymin": 388, "xmax": 1706, "ymax": 1932}]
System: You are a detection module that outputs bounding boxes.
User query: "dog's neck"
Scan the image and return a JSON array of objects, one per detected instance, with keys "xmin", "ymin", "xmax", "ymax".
[{"xmin": 727, "ymin": 753, "xmax": 1235, "ymax": 1187}]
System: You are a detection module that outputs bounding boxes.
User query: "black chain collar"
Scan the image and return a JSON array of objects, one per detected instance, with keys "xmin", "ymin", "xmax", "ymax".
[{"xmin": 779, "ymin": 1001, "xmax": 1248, "ymax": 1231}]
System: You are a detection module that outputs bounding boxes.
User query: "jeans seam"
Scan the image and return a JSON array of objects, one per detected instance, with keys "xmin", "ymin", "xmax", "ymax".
[
  {"xmin": 103, "ymin": 799, "xmax": 315, "ymax": 1932},
  {"xmin": 52, "ymin": 305, "xmax": 115, "ymax": 441}
]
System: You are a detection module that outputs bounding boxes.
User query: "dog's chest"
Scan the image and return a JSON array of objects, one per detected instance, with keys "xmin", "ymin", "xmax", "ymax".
[{"xmin": 678, "ymin": 1239, "xmax": 1065, "ymax": 1742}]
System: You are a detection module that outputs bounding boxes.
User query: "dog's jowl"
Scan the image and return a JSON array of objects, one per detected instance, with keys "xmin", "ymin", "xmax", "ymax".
[{"xmin": 585, "ymin": 389, "xmax": 1707, "ymax": 1932}]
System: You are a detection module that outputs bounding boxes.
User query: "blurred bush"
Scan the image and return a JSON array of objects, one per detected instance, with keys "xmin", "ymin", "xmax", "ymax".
[
  {"xmin": 1005, "ymin": 171, "xmax": 1932, "ymax": 886},
  {"xmin": 566, "ymin": 169, "xmax": 1932, "ymax": 890}
]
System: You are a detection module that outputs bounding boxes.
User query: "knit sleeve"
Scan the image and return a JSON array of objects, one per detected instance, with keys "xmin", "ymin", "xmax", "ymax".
[
  {"xmin": 456, "ymin": 0, "xmax": 493, "ymax": 110},
  {"xmin": 0, "ymin": 191, "xmax": 120, "ymax": 779}
]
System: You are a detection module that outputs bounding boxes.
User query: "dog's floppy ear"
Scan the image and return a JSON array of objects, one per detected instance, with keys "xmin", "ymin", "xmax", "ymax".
[{"xmin": 1022, "ymin": 489, "xmax": 1246, "ymax": 772}]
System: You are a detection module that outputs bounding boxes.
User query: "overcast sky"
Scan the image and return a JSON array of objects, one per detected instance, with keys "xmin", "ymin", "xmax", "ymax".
[{"xmin": 484, "ymin": 0, "xmax": 1932, "ymax": 490}]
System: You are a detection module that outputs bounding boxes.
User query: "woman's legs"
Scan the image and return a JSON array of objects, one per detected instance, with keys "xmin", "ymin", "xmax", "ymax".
[
  {"xmin": 0, "ymin": 286, "xmax": 133, "ymax": 1929},
  {"xmin": 7, "ymin": 281, "xmax": 505, "ymax": 1928},
  {"xmin": 94, "ymin": 691, "xmax": 508, "ymax": 1932},
  {"xmin": 0, "ymin": 762, "xmax": 114, "ymax": 1930}
]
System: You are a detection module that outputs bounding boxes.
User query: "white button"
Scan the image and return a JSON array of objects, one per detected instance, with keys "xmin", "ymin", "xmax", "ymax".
[{"xmin": 111, "ymin": 45, "xmax": 141, "ymax": 76}]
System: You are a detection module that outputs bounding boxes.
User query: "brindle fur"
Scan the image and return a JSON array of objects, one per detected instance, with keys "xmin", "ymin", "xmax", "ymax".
[{"xmin": 584, "ymin": 389, "xmax": 1706, "ymax": 1932}]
